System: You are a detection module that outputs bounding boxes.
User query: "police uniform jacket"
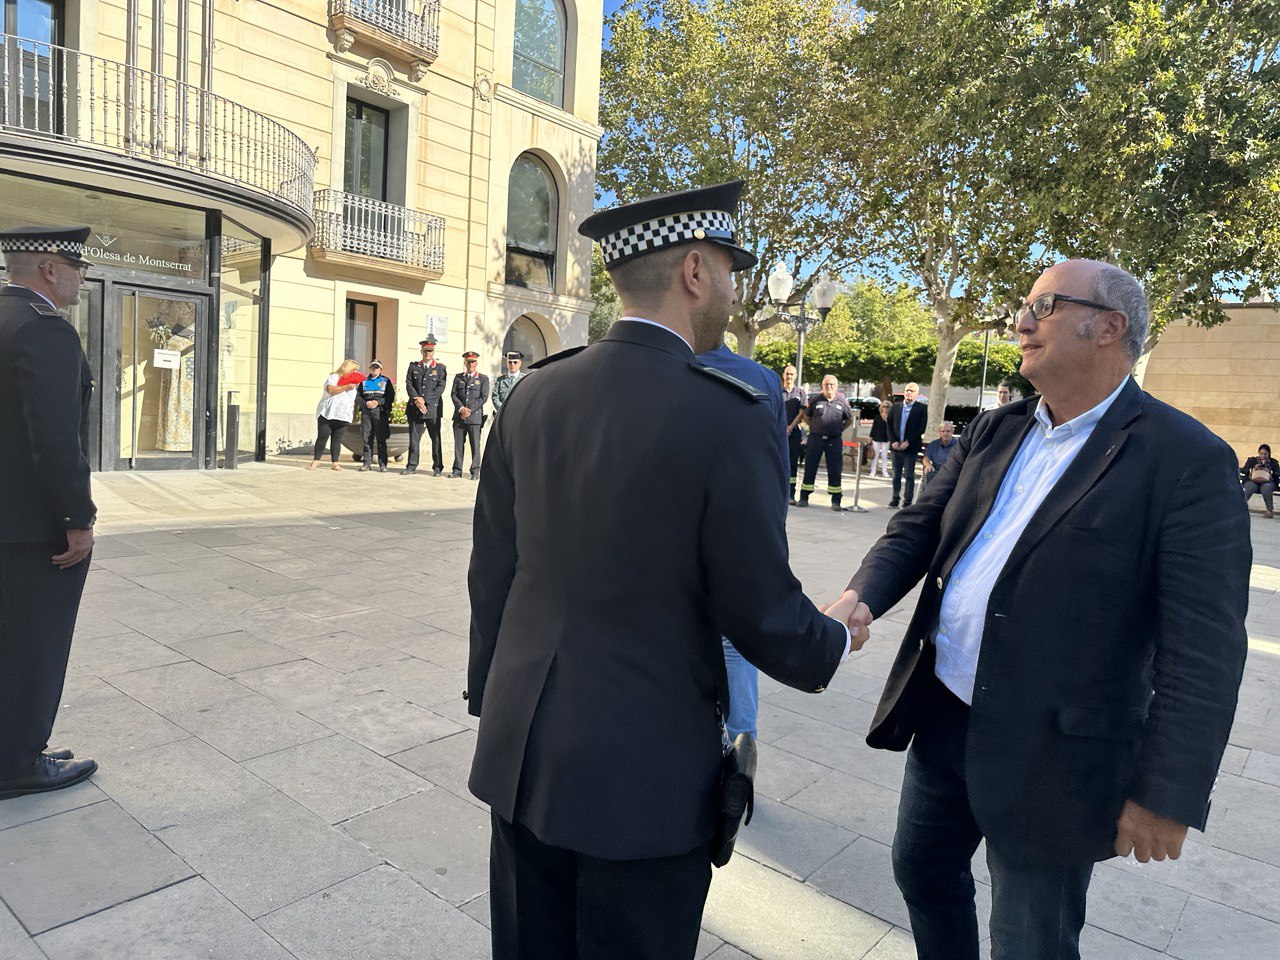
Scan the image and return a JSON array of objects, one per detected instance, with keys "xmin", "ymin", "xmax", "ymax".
[
  {"xmin": 0, "ymin": 285, "xmax": 95, "ymax": 542},
  {"xmin": 452, "ymin": 371, "xmax": 489, "ymax": 425},
  {"xmin": 405, "ymin": 359, "xmax": 447, "ymax": 419},
  {"xmin": 806, "ymin": 394, "xmax": 853, "ymax": 436},
  {"xmin": 467, "ymin": 320, "xmax": 847, "ymax": 861},
  {"xmin": 355, "ymin": 374, "xmax": 395, "ymax": 419},
  {"xmin": 491, "ymin": 370, "xmax": 525, "ymax": 411}
]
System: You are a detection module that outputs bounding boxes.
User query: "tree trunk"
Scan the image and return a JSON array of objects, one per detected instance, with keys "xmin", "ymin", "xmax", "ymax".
[
  {"xmin": 926, "ymin": 321, "xmax": 965, "ymax": 437},
  {"xmin": 1130, "ymin": 329, "xmax": 1162, "ymax": 387},
  {"xmin": 879, "ymin": 375, "xmax": 893, "ymax": 400},
  {"xmin": 734, "ymin": 325, "xmax": 759, "ymax": 358}
]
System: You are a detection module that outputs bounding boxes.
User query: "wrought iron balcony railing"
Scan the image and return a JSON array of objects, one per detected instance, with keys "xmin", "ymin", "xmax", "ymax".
[
  {"xmin": 0, "ymin": 35, "xmax": 316, "ymax": 221},
  {"xmin": 311, "ymin": 189, "xmax": 445, "ymax": 273},
  {"xmin": 328, "ymin": 0, "xmax": 441, "ymax": 66}
]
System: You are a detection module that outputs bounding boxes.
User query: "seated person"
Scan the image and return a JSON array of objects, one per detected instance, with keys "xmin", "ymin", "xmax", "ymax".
[
  {"xmin": 1241, "ymin": 443, "xmax": 1280, "ymax": 518},
  {"xmin": 922, "ymin": 421, "xmax": 957, "ymax": 486}
]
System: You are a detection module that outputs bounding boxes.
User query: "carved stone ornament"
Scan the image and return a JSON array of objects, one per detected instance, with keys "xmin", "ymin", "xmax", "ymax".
[
  {"xmin": 335, "ymin": 29, "xmax": 356, "ymax": 53},
  {"xmin": 409, "ymin": 60, "xmax": 429, "ymax": 83},
  {"xmin": 361, "ymin": 58, "xmax": 400, "ymax": 98},
  {"xmin": 474, "ymin": 75, "xmax": 493, "ymax": 102}
]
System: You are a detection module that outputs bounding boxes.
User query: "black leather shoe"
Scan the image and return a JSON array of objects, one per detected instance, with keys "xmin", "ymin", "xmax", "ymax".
[
  {"xmin": 831, "ymin": 504, "xmax": 847, "ymax": 512},
  {"xmin": 795, "ymin": 499, "xmax": 810, "ymax": 508},
  {"xmin": 359, "ymin": 464, "xmax": 371, "ymax": 472},
  {"xmin": 469, "ymin": 473, "xmax": 479, "ymax": 481},
  {"xmin": 450, "ymin": 471, "xmax": 462, "ymax": 478},
  {"xmin": 432, "ymin": 468, "xmax": 443, "ymax": 477},
  {"xmin": 888, "ymin": 500, "xmax": 900, "ymax": 508},
  {"xmin": 379, "ymin": 464, "xmax": 387, "ymax": 473},
  {"xmin": 0, "ymin": 755, "xmax": 98, "ymax": 799},
  {"xmin": 401, "ymin": 468, "xmax": 416, "ymax": 476},
  {"xmin": 44, "ymin": 747, "xmax": 74, "ymax": 760}
]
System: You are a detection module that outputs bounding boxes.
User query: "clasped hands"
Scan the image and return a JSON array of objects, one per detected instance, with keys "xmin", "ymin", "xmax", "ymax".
[{"xmin": 820, "ymin": 588, "xmax": 873, "ymax": 653}]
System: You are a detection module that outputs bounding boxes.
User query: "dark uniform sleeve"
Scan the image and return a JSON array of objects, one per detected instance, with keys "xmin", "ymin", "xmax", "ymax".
[
  {"xmin": 384, "ymin": 377, "xmax": 395, "ymax": 413},
  {"xmin": 428, "ymin": 365, "xmax": 447, "ymax": 403},
  {"xmin": 466, "ymin": 412, "xmax": 517, "ymax": 716},
  {"xmin": 451, "ymin": 374, "xmax": 464, "ymax": 412},
  {"xmin": 405, "ymin": 364, "xmax": 421, "ymax": 401},
  {"xmin": 15, "ymin": 316, "xmax": 95, "ymax": 529},
  {"xmin": 479, "ymin": 374, "xmax": 491, "ymax": 408},
  {"xmin": 1131, "ymin": 441, "xmax": 1250, "ymax": 830},
  {"xmin": 701, "ymin": 402, "xmax": 846, "ymax": 692}
]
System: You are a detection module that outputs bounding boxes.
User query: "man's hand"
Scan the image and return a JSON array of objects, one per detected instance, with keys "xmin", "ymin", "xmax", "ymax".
[
  {"xmin": 365, "ymin": 400, "xmax": 377, "ymax": 409},
  {"xmin": 821, "ymin": 588, "xmax": 874, "ymax": 652},
  {"xmin": 415, "ymin": 398, "xmax": 426, "ymax": 411},
  {"xmin": 460, "ymin": 406, "xmax": 472, "ymax": 418},
  {"xmin": 52, "ymin": 528, "xmax": 93, "ymax": 569},
  {"xmin": 1114, "ymin": 800, "xmax": 1189, "ymax": 862}
]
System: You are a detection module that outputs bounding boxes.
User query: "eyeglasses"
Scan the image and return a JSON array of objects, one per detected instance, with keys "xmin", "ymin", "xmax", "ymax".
[
  {"xmin": 1014, "ymin": 292, "xmax": 1118, "ymax": 325},
  {"xmin": 47, "ymin": 258, "xmax": 89, "ymax": 276},
  {"xmin": 506, "ymin": 360, "xmax": 519, "ymax": 365}
]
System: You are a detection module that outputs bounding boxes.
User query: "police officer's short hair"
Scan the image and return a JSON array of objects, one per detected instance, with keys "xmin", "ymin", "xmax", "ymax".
[{"xmin": 608, "ymin": 244, "xmax": 715, "ymax": 309}]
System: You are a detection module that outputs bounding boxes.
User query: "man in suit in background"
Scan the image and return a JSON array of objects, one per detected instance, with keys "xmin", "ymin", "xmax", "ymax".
[
  {"xmin": 0, "ymin": 226, "xmax": 99, "ymax": 798},
  {"xmin": 451, "ymin": 351, "xmax": 488, "ymax": 479},
  {"xmin": 888, "ymin": 382, "xmax": 926, "ymax": 507},
  {"xmin": 467, "ymin": 182, "xmax": 856, "ymax": 960},
  {"xmin": 825, "ymin": 259, "xmax": 1250, "ymax": 960}
]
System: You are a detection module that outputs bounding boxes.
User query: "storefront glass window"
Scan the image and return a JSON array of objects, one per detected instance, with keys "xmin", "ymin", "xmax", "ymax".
[{"xmin": 219, "ymin": 223, "xmax": 262, "ymax": 458}]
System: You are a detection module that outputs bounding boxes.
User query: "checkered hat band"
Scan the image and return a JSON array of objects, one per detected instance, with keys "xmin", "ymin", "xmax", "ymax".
[
  {"xmin": 0, "ymin": 239, "xmax": 84, "ymax": 256},
  {"xmin": 598, "ymin": 210, "xmax": 736, "ymax": 265}
]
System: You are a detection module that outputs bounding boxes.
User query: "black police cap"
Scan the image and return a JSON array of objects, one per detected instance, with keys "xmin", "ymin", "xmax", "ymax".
[
  {"xmin": 578, "ymin": 181, "xmax": 757, "ymax": 272},
  {"xmin": 0, "ymin": 225, "xmax": 93, "ymax": 266}
]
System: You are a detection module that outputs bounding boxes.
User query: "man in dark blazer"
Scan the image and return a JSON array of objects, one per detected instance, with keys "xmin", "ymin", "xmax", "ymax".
[
  {"xmin": 825, "ymin": 260, "xmax": 1250, "ymax": 960},
  {"xmin": 888, "ymin": 381, "xmax": 927, "ymax": 507},
  {"xmin": 467, "ymin": 182, "xmax": 854, "ymax": 960},
  {"xmin": 402, "ymin": 336, "xmax": 447, "ymax": 476},
  {"xmin": 0, "ymin": 226, "xmax": 99, "ymax": 799}
]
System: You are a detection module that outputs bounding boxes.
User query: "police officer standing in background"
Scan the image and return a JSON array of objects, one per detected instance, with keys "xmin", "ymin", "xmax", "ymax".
[
  {"xmin": 782, "ymin": 364, "xmax": 807, "ymax": 501},
  {"xmin": 356, "ymin": 360, "xmax": 394, "ymax": 472},
  {"xmin": 797, "ymin": 374, "xmax": 854, "ymax": 511},
  {"xmin": 403, "ymin": 336, "xmax": 448, "ymax": 476},
  {"xmin": 0, "ymin": 226, "xmax": 99, "ymax": 798},
  {"xmin": 451, "ymin": 350, "xmax": 489, "ymax": 479},
  {"xmin": 491, "ymin": 351, "xmax": 525, "ymax": 413}
]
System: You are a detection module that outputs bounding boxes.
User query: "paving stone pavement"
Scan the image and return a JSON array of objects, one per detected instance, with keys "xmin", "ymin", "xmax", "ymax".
[{"xmin": 2, "ymin": 458, "xmax": 1279, "ymax": 959}]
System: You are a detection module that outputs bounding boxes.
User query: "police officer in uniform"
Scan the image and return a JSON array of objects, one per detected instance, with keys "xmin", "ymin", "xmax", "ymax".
[
  {"xmin": 402, "ymin": 336, "xmax": 448, "ymax": 475},
  {"xmin": 451, "ymin": 350, "xmax": 488, "ymax": 479},
  {"xmin": 797, "ymin": 374, "xmax": 854, "ymax": 511},
  {"xmin": 356, "ymin": 360, "xmax": 395, "ymax": 472},
  {"xmin": 491, "ymin": 351, "xmax": 525, "ymax": 413},
  {"xmin": 782, "ymin": 364, "xmax": 807, "ymax": 502},
  {"xmin": 467, "ymin": 183, "xmax": 860, "ymax": 960},
  {"xmin": 0, "ymin": 226, "xmax": 99, "ymax": 798}
]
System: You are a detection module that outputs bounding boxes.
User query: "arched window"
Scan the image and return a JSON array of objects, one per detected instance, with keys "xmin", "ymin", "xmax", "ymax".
[
  {"xmin": 505, "ymin": 153, "xmax": 557, "ymax": 289},
  {"xmin": 512, "ymin": 0, "xmax": 565, "ymax": 108},
  {"xmin": 503, "ymin": 315, "xmax": 548, "ymax": 364}
]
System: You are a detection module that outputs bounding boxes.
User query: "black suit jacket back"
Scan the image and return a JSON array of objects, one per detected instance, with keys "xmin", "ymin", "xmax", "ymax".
[
  {"xmin": 850, "ymin": 380, "xmax": 1249, "ymax": 862},
  {"xmin": 889, "ymin": 400, "xmax": 927, "ymax": 450},
  {"xmin": 0, "ymin": 286, "xmax": 95, "ymax": 543},
  {"xmin": 467, "ymin": 321, "xmax": 846, "ymax": 860}
]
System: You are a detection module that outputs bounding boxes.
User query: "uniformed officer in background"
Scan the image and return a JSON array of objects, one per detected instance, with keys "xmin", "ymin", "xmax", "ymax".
[
  {"xmin": 0, "ymin": 226, "xmax": 99, "ymax": 799},
  {"xmin": 356, "ymin": 360, "xmax": 395, "ymax": 472},
  {"xmin": 403, "ymin": 336, "xmax": 448, "ymax": 476},
  {"xmin": 797, "ymin": 374, "xmax": 854, "ymax": 511},
  {"xmin": 467, "ymin": 182, "xmax": 861, "ymax": 960},
  {"xmin": 491, "ymin": 351, "xmax": 525, "ymax": 413},
  {"xmin": 451, "ymin": 350, "xmax": 489, "ymax": 479}
]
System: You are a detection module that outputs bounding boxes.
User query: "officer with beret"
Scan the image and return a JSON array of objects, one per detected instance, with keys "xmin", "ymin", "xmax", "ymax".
[
  {"xmin": 403, "ymin": 336, "xmax": 448, "ymax": 476},
  {"xmin": 491, "ymin": 351, "xmax": 526, "ymax": 413},
  {"xmin": 0, "ymin": 226, "xmax": 99, "ymax": 798},
  {"xmin": 467, "ymin": 182, "xmax": 859, "ymax": 959},
  {"xmin": 451, "ymin": 350, "xmax": 488, "ymax": 479}
]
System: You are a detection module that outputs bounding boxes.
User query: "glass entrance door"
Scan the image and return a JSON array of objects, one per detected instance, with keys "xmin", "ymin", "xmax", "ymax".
[{"xmin": 109, "ymin": 288, "xmax": 206, "ymax": 469}]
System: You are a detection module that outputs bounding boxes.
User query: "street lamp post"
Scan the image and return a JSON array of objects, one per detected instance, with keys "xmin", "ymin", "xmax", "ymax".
[{"xmin": 767, "ymin": 264, "xmax": 839, "ymax": 386}]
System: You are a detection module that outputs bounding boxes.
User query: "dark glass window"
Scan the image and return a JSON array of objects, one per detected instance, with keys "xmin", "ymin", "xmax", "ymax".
[
  {"xmin": 2, "ymin": 0, "xmax": 63, "ymax": 131},
  {"xmin": 512, "ymin": 0, "xmax": 565, "ymax": 108},
  {"xmin": 344, "ymin": 99, "xmax": 389, "ymax": 201},
  {"xmin": 505, "ymin": 154, "xmax": 557, "ymax": 290}
]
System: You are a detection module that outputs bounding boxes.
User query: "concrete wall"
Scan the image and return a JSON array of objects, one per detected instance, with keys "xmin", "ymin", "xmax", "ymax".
[{"xmin": 1141, "ymin": 303, "xmax": 1280, "ymax": 463}]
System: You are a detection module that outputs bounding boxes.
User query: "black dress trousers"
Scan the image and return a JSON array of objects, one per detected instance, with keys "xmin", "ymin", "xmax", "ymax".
[
  {"xmin": 489, "ymin": 812, "xmax": 712, "ymax": 960},
  {"xmin": 0, "ymin": 542, "xmax": 91, "ymax": 765},
  {"xmin": 407, "ymin": 412, "xmax": 444, "ymax": 471}
]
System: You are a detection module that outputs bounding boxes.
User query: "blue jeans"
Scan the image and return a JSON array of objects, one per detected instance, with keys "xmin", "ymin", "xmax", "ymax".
[
  {"xmin": 893, "ymin": 676, "xmax": 1094, "ymax": 960},
  {"xmin": 720, "ymin": 638, "xmax": 758, "ymax": 739}
]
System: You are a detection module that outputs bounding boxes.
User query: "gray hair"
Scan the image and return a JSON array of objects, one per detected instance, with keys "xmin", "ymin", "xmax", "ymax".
[
  {"xmin": 2, "ymin": 251, "xmax": 45, "ymax": 276},
  {"xmin": 1093, "ymin": 263, "xmax": 1149, "ymax": 362},
  {"xmin": 940, "ymin": 420, "xmax": 954, "ymax": 429}
]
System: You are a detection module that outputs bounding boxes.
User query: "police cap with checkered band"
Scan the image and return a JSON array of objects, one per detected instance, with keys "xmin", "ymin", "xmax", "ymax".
[
  {"xmin": 578, "ymin": 181, "xmax": 757, "ymax": 273},
  {"xmin": 0, "ymin": 225, "xmax": 93, "ymax": 266}
]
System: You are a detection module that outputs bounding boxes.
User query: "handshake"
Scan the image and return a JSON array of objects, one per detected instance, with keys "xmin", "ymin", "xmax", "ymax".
[{"xmin": 821, "ymin": 588, "xmax": 874, "ymax": 653}]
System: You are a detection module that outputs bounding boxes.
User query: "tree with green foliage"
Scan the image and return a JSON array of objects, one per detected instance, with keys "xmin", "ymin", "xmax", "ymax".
[
  {"xmin": 588, "ymin": 247, "xmax": 620, "ymax": 344},
  {"xmin": 600, "ymin": 0, "xmax": 865, "ymax": 357}
]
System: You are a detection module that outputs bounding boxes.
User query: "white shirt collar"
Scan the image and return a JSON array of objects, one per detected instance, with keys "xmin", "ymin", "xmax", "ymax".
[
  {"xmin": 618, "ymin": 316, "xmax": 693, "ymax": 351},
  {"xmin": 6, "ymin": 283, "xmax": 57, "ymax": 311},
  {"xmin": 1033, "ymin": 376, "xmax": 1130, "ymax": 439}
]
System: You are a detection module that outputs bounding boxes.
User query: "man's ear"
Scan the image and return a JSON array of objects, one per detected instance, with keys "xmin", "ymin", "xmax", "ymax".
[
  {"xmin": 1097, "ymin": 310, "xmax": 1129, "ymax": 348},
  {"xmin": 678, "ymin": 248, "xmax": 703, "ymax": 299}
]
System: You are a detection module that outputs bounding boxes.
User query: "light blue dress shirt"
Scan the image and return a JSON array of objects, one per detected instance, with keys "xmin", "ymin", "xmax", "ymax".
[
  {"xmin": 934, "ymin": 377, "xmax": 1131, "ymax": 704},
  {"xmin": 899, "ymin": 401, "xmax": 914, "ymax": 441}
]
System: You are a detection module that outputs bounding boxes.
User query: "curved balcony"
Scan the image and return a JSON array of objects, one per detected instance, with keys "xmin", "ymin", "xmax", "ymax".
[
  {"xmin": 0, "ymin": 35, "xmax": 316, "ymax": 250},
  {"xmin": 310, "ymin": 189, "xmax": 445, "ymax": 282}
]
